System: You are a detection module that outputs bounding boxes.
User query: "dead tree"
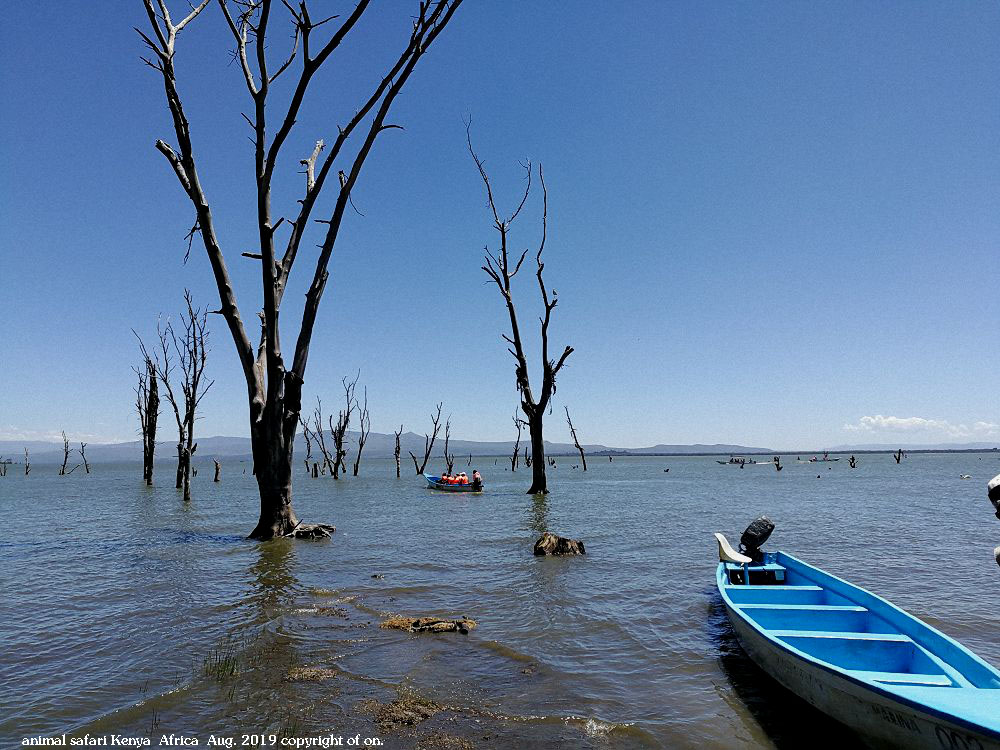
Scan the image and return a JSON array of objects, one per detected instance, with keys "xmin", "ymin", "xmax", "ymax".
[
  {"xmin": 139, "ymin": 0, "xmax": 463, "ymax": 538},
  {"xmin": 24, "ymin": 447, "xmax": 30, "ymax": 476},
  {"xmin": 214, "ymin": 458, "xmax": 221, "ymax": 482},
  {"xmin": 469, "ymin": 132, "xmax": 573, "ymax": 494},
  {"xmin": 441, "ymin": 417, "xmax": 457, "ymax": 474},
  {"xmin": 894, "ymin": 449, "xmax": 904, "ymax": 464},
  {"xmin": 59, "ymin": 431, "xmax": 70, "ymax": 476},
  {"xmin": 155, "ymin": 291, "xmax": 214, "ymax": 503},
  {"xmin": 564, "ymin": 407, "xmax": 587, "ymax": 471},
  {"xmin": 309, "ymin": 399, "xmax": 333, "ymax": 475},
  {"xmin": 0, "ymin": 458, "xmax": 7, "ymax": 477},
  {"xmin": 134, "ymin": 349, "xmax": 160, "ymax": 485},
  {"xmin": 409, "ymin": 402, "xmax": 443, "ymax": 475},
  {"xmin": 394, "ymin": 425, "xmax": 403, "ymax": 478},
  {"xmin": 79, "ymin": 443, "xmax": 91, "ymax": 474},
  {"xmin": 511, "ymin": 412, "xmax": 523, "ymax": 471},
  {"xmin": 352, "ymin": 387, "xmax": 370, "ymax": 476},
  {"xmin": 331, "ymin": 374, "xmax": 358, "ymax": 479},
  {"xmin": 299, "ymin": 415, "xmax": 314, "ymax": 475},
  {"xmin": 523, "ymin": 446, "xmax": 531, "ymax": 467}
]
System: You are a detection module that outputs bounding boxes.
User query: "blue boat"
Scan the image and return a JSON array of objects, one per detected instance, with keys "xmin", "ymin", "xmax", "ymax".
[
  {"xmin": 714, "ymin": 533, "xmax": 1000, "ymax": 749},
  {"xmin": 423, "ymin": 474, "xmax": 483, "ymax": 492}
]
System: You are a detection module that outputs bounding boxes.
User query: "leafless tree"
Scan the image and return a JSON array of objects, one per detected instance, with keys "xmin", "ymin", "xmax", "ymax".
[
  {"xmin": 523, "ymin": 446, "xmax": 531, "ymax": 467},
  {"xmin": 0, "ymin": 458, "xmax": 8, "ymax": 477},
  {"xmin": 60, "ymin": 431, "xmax": 70, "ymax": 476},
  {"xmin": 138, "ymin": 0, "xmax": 463, "ymax": 538},
  {"xmin": 134, "ymin": 346, "xmax": 160, "ymax": 485},
  {"xmin": 352, "ymin": 387, "xmax": 370, "ymax": 476},
  {"xmin": 24, "ymin": 447, "xmax": 30, "ymax": 476},
  {"xmin": 394, "ymin": 424, "xmax": 403, "ymax": 478},
  {"xmin": 299, "ymin": 415, "xmax": 314, "ymax": 475},
  {"xmin": 79, "ymin": 443, "xmax": 91, "ymax": 474},
  {"xmin": 310, "ymin": 398, "xmax": 333, "ymax": 475},
  {"xmin": 155, "ymin": 291, "xmax": 214, "ymax": 503},
  {"xmin": 564, "ymin": 406, "xmax": 587, "ymax": 471},
  {"xmin": 511, "ymin": 411, "xmax": 523, "ymax": 471},
  {"xmin": 468, "ymin": 130, "xmax": 573, "ymax": 494},
  {"xmin": 441, "ymin": 417, "xmax": 457, "ymax": 474},
  {"xmin": 331, "ymin": 374, "xmax": 358, "ymax": 479},
  {"xmin": 409, "ymin": 402, "xmax": 442, "ymax": 475},
  {"xmin": 214, "ymin": 458, "xmax": 221, "ymax": 482}
]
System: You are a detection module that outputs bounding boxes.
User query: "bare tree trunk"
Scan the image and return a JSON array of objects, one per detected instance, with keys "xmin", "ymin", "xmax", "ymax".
[
  {"xmin": 352, "ymin": 387, "xmax": 370, "ymax": 476},
  {"xmin": 394, "ymin": 424, "xmax": 403, "ymax": 478},
  {"xmin": 60, "ymin": 431, "xmax": 70, "ymax": 476},
  {"xmin": 214, "ymin": 458, "xmax": 221, "ymax": 482},
  {"xmin": 134, "ymin": 349, "xmax": 160, "ymax": 485},
  {"xmin": 409, "ymin": 403, "xmax": 443, "ymax": 474},
  {"xmin": 79, "ymin": 443, "xmax": 91, "ymax": 474},
  {"xmin": 468, "ymin": 131, "xmax": 573, "ymax": 495},
  {"xmin": 311, "ymin": 399, "xmax": 333, "ymax": 476},
  {"xmin": 139, "ymin": 0, "xmax": 463, "ymax": 539},
  {"xmin": 565, "ymin": 406, "xmax": 587, "ymax": 471},
  {"xmin": 331, "ymin": 374, "xmax": 358, "ymax": 480},
  {"xmin": 24, "ymin": 447, "xmax": 30, "ymax": 476},
  {"xmin": 299, "ymin": 415, "xmax": 314, "ymax": 475},
  {"xmin": 523, "ymin": 445, "xmax": 531, "ymax": 468}
]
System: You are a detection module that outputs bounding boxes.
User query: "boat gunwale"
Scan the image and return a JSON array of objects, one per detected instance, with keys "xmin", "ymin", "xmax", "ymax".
[{"xmin": 716, "ymin": 553, "xmax": 1000, "ymax": 738}]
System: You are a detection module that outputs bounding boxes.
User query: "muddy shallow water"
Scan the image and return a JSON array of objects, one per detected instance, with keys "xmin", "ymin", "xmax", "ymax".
[{"xmin": 3, "ymin": 453, "xmax": 999, "ymax": 748}]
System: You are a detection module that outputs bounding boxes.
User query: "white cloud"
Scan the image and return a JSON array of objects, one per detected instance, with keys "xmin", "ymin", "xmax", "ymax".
[
  {"xmin": 843, "ymin": 415, "xmax": 1000, "ymax": 439},
  {"xmin": 0, "ymin": 425, "xmax": 125, "ymax": 443}
]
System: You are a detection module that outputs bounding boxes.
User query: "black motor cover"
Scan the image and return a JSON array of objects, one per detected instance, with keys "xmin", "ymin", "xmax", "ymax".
[{"xmin": 739, "ymin": 516, "xmax": 775, "ymax": 561}]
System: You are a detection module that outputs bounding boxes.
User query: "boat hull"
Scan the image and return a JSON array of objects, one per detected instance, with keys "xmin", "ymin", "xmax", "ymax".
[{"xmin": 725, "ymin": 601, "xmax": 1000, "ymax": 750}]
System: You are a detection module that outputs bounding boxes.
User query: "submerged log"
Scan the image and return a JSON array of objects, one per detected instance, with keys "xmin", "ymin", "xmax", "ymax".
[
  {"xmin": 284, "ymin": 523, "xmax": 336, "ymax": 540},
  {"xmin": 533, "ymin": 532, "xmax": 586, "ymax": 556},
  {"xmin": 380, "ymin": 615, "xmax": 476, "ymax": 634}
]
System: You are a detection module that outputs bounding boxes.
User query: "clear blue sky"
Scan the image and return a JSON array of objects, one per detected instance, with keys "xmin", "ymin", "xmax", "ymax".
[{"xmin": 1, "ymin": 2, "xmax": 998, "ymax": 449}]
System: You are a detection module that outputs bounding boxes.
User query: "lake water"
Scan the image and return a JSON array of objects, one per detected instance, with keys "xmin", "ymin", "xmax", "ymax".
[{"xmin": 3, "ymin": 453, "xmax": 999, "ymax": 748}]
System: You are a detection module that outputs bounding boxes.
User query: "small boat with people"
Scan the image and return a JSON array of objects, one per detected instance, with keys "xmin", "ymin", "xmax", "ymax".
[
  {"xmin": 809, "ymin": 452, "xmax": 841, "ymax": 462},
  {"xmin": 716, "ymin": 456, "xmax": 766, "ymax": 466},
  {"xmin": 423, "ymin": 471, "xmax": 484, "ymax": 492},
  {"xmin": 714, "ymin": 518, "xmax": 1000, "ymax": 748}
]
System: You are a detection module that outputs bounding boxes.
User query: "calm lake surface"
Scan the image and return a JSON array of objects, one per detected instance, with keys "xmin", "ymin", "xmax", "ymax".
[{"xmin": 3, "ymin": 453, "xmax": 999, "ymax": 748}]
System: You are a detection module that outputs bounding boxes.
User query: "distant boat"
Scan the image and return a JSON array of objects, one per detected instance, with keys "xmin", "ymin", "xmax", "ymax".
[
  {"xmin": 714, "ymin": 537, "xmax": 1000, "ymax": 748},
  {"xmin": 423, "ymin": 474, "xmax": 483, "ymax": 492},
  {"xmin": 716, "ymin": 456, "xmax": 764, "ymax": 465},
  {"xmin": 809, "ymin": 453, "xmax": 841, "ymax": 463}
]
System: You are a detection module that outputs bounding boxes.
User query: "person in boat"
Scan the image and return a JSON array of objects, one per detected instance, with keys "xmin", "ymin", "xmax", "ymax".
[
  {"xmin": 439, "ymin": 472, "xmax": 451, "ymax": 484},
  {"xmin": 456, "ymin": 472, "xmax": 468, "ymax": 485},
  {"xmin": 471, "ymin": 470, "xmax": 483, "ymax": 490}
]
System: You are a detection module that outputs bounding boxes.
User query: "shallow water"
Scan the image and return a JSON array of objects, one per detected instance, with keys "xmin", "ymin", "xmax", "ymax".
[{"xmin": 2, "ymin": 453, "xmax": 999, "ymax": 748}]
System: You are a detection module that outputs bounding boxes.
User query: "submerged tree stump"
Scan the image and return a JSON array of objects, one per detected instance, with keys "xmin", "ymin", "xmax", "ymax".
[
  {"xmin": 533, "ymin": 532, "xmax": 586, "ymax": 556},
  {"xmin": 284, "ymin": 523, "xmax": 336, "ymax": 540}
]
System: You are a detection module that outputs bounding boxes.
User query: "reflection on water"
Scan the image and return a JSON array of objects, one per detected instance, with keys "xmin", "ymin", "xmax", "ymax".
[{"xmin": 2, "ymin": 454, "xmax": 999, "ymax": 747}]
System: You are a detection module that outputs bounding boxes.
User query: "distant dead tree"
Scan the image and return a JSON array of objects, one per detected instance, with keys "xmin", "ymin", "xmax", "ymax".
[
  {"xmin": 138, "ymin": 0, "xmax": 463, "ymax": 538},
  {"xmin": 310, "ymin": 399, "xmax": 333, "ymax": 475},
  {"xmin": 299, "ymin": 415, "xmax": 314, "ymax": 475},
  {"xmin": 24, "ymin": 447, "xmax": 30, "ymax": 476},
  {"xmin": 564, "ymin": 406, "xmax": 587, "ymax": 471},
  {"xmin": 213, "ymin": 459, "xmax": 221, "ymax": 482},
  {"xmin": 467, "ymin": 452, "xmax": 472, "ymax": 467},
  {"xmin": 511, "ymin": 412, "xmax": 523, "ymax": 471},
  {"xmin": 59, "ymin": 431, "xmax": 70, "ymax": 476},
  {"xmin": 468, "ymin": 130, "xmax": 573, "ymax": 494},
  {"xmin": 79, "ymin": 443, "xmax": 91, "ymax": 474},
  {"xmin": 155, "ymin": 291, "xmax": 214, "ymax": 503},
  {"xmin": 442, "ymin": 417, "xmax": 455, "ymax": 474},
  {"xmin": 0, "ymin": 458, "xmax": 8, "ymax": 477},
  {"xmin": 894, "ymin": 449, "xmax": 904, "ymax": 464},
  {"xmin": 331, "ymin": 375, "xmax": 358, "ymax": 479},
  {"xmin": 394, "ymin": 425, "xmax": 403, "ymax": 478},
  {"xmin": 134, "ymin": 347, "xmax": 160, "ymax": 485},
  {"xmin": 523, "ymin": 446, "xmax": 531, "ymax": 467},
  {"xmin": 352, "ymin": 388, "xmax": 370, "ymax": 476},
  {"xmin": 409, "ymin": 402, "xmax": 443, "ymax": 475}
]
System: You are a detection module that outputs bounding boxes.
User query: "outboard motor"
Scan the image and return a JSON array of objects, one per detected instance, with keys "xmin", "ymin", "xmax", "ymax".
[{"xmin": 739, "ymin": 516, "xmax": 775, "ymax": 563}]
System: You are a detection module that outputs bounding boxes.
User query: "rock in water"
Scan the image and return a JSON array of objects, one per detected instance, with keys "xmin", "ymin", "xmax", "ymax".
[
  {"xmin": 380, "ymin": 616, "xmax": 477, "ymax": 634},
  {"xmin": 533, "ymin": 532, "xmax": 586, "ymax": 556},
  {"xmin": 995, "ymin": 546, "xmax": 1000, "ymax": 569}
]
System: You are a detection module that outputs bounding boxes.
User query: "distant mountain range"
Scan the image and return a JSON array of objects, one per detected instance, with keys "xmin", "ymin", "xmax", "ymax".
[
  {"xmin": 0, "ymin": 433, "xmax": 778, "ymax": 465},
  {"xmin": 2, "ymin": 434, "xmax": 996, "ymax": 465}
]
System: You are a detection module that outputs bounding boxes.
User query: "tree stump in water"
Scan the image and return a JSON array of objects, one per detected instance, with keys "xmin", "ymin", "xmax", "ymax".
[{"xmin": 533, "ymin": 532, "xmax": 586, "ymax": 556}]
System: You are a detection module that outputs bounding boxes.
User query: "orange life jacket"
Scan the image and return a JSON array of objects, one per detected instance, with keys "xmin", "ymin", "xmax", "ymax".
[{"xmin": 459, "ymin": 476, "xmax": 468, "ymax": 484}]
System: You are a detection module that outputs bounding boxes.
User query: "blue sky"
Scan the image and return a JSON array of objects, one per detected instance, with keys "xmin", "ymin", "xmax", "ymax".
[{"xmin": 1, "ymin": 1, "xmax": 998, "ymax": 449}]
